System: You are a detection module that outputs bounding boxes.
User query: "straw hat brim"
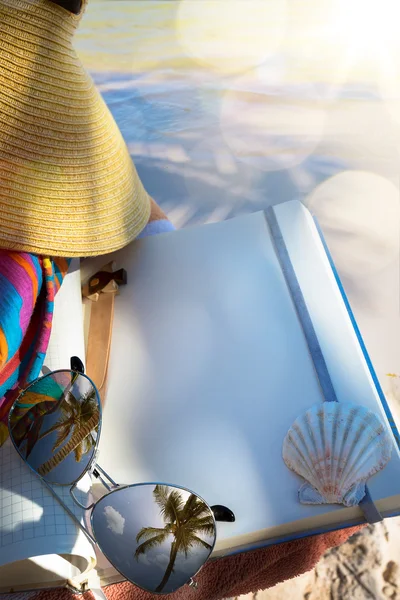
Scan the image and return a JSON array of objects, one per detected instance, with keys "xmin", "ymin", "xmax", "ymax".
[{"xmin": 0, "ymin": 0, "xmax": 151, "ymax": 257}]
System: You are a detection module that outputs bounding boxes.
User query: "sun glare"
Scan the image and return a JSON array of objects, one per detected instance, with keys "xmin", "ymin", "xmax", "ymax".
[
  {"xmin": 334, "ymin": 0, "xmax": 400, "ymax": 57},
  {"xmin": 176, "ymin": 0, "xmax": 287, "ymax": 75}
]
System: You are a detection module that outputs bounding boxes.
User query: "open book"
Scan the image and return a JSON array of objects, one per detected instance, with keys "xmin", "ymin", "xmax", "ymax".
[{"xmin": 1, "ymin": 199, "xmax": 400, "ymax": 593}]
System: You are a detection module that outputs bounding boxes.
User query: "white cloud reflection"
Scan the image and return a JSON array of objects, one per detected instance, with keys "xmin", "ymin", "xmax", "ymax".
[
  {"xmin": 137, "ymin": 551, "xmax": 170, "ymax": 570},
  {"xmin": 155, "ymin": 553, "xmax": 170, "ymax": 568},
  {"xmin": 104, "ymin": 505, "xmax": 125, "ymax": 535}
]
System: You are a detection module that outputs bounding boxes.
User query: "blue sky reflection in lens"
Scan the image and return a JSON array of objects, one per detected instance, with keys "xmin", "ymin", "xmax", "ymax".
[{"xmin": 92, "ymin": 484, "xmax": 216, "ymax": 594}]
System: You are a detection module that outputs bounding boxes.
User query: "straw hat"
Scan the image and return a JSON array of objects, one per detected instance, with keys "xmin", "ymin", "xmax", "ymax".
[{"xmin": 0, "ymin": 0, "xmax": 151, "ymax": 257}]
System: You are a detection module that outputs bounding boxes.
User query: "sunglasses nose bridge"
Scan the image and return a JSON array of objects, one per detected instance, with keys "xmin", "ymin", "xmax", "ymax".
[
  {"xmin": 92, "ymin": 462, "xmax": 118, "ymax": 488},
  {"xmin": 70, "ymin": 480, "xmax": 95, "ymax": 511},
  {"xmin": 91, "ymin": 468, "xmax": 112, "ymax": 491}
]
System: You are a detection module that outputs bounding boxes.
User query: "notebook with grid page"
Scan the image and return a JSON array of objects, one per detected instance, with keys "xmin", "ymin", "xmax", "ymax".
[
  {"xmin": 1, "ymin": 200, "xmax": 400, "ymax": 593},
  {"xmin": 0, "ymin": 261, "xmax": 96, "ymax": 594}
]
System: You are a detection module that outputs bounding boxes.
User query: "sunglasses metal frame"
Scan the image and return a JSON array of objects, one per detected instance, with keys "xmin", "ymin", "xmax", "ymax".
[
  {"xmin": 7, "ymin": 369, "xmax": 218, "ymax": 594},
  {"xmin": 90, "ymin": 481, "xmax": 217, "ymax": 594}
]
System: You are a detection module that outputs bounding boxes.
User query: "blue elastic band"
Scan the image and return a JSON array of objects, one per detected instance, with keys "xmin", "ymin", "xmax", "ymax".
[
  {"xmin": 137, "ymin": 219, "xmax": 175, "ymax": 239},
  {"xmin": 265, "ymin": 206, "xmax": 382, "ymax": 524}
]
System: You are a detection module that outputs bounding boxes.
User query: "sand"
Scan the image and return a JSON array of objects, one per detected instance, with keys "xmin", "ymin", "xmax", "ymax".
[{"xmin": 234, "ymin": 517, "xmax": 400, "ymax": 600}]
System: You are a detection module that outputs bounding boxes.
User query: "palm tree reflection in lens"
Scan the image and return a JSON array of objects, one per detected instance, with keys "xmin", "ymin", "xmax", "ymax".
[
  {"xmin": 9, "ymin": 373, "xmax": 99, "ymax": 481},
  {"xmin": 37, "ymin": 389, "xmax": 99, "ymax": 476},
  {"xmin": 135, "ymin": 485, "xmax": 215, "ymax": 593}
]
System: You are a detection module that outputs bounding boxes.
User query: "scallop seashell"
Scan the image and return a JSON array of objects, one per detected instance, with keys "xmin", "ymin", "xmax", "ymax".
[{"xmin": 282, "ymin": 401, "xmax": 392, "ymax": 507}]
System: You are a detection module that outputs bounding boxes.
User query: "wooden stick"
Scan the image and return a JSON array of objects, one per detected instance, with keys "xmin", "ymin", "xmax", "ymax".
[{"xmin": 83, "ymin": 265, "xmax": 127, "ymax": 406}]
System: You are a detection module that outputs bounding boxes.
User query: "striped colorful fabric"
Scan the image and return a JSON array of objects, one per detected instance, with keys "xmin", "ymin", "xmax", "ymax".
[
  {"xmin": 0, "ymin": 251, "xmax": 71, "ymax": 445},
  {"xmin": 9, "ymin": 375, "xmax": 67, "ymax": 452}
]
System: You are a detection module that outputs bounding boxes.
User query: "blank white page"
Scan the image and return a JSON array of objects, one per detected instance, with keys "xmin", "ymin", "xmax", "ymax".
[
  {"xmin": 44, "ymin": 259, "xmax": 86, "ymax": 372},
  {"xmin": 94, "ymin": 209, "xmax": 333, "ymax": 552}
]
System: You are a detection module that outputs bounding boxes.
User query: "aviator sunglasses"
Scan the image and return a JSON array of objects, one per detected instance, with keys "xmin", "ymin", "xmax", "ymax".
[{"xmin": 8, "ymin": 358, "xmax": 235, "ymax": 595}]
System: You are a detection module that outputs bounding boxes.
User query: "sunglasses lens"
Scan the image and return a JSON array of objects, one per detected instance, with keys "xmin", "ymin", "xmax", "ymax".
[
  {"xmin": 8, "ymin": 371, "xmax": 100, "ymax": 485},
  {"xmin": 91, "ymin": 484, "xmax": 216, "ymax": 594}
]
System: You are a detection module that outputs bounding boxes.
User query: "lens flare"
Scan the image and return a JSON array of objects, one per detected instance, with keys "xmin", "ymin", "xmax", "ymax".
[
  {"xmin": 220, "ymin": 78, "xmax": 326, "ymax": 172},
  {"xmin": 305, "ymin": 170, "xmax": 399, "ymax": 277}
]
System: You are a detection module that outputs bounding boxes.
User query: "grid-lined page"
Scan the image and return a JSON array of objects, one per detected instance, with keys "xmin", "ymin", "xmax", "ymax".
[
  {"xmin": 0, "ymin": 260, "xmax": 95, "ymax": 582},
  {"xmin": 0, "ymin": 440, "xmax": 93, "ymax": 558}
]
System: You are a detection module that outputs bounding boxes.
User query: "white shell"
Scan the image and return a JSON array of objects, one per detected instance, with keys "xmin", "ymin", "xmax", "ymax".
[{"xmin": 282, "ymin": 402, "xmax": 392, "ymax": 507}]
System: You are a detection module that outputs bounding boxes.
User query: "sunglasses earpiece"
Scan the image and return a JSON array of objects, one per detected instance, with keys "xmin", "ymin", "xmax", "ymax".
[
  {"xmin": 211, "ymin": 505, "xmax": 236, "ymax": 522},
  {"xmin": 70, "ymin": 355, "xmax": 85, "ymax": 374}
]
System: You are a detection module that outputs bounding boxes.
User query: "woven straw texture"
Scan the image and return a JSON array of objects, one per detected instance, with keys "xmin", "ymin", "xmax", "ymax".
[{"xmin": 0, "ymin": 0, "xmax": 150, "ymax": 257}]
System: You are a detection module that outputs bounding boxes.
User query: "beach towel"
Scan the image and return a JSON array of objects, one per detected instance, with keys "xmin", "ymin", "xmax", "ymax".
[
  {"xmin": 0, "ymin": 525, "xmax": 364, "ymax": 600},
  {"xmin": 0, "ymin": 251, "xmax": 70, "ymax": 445}
]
